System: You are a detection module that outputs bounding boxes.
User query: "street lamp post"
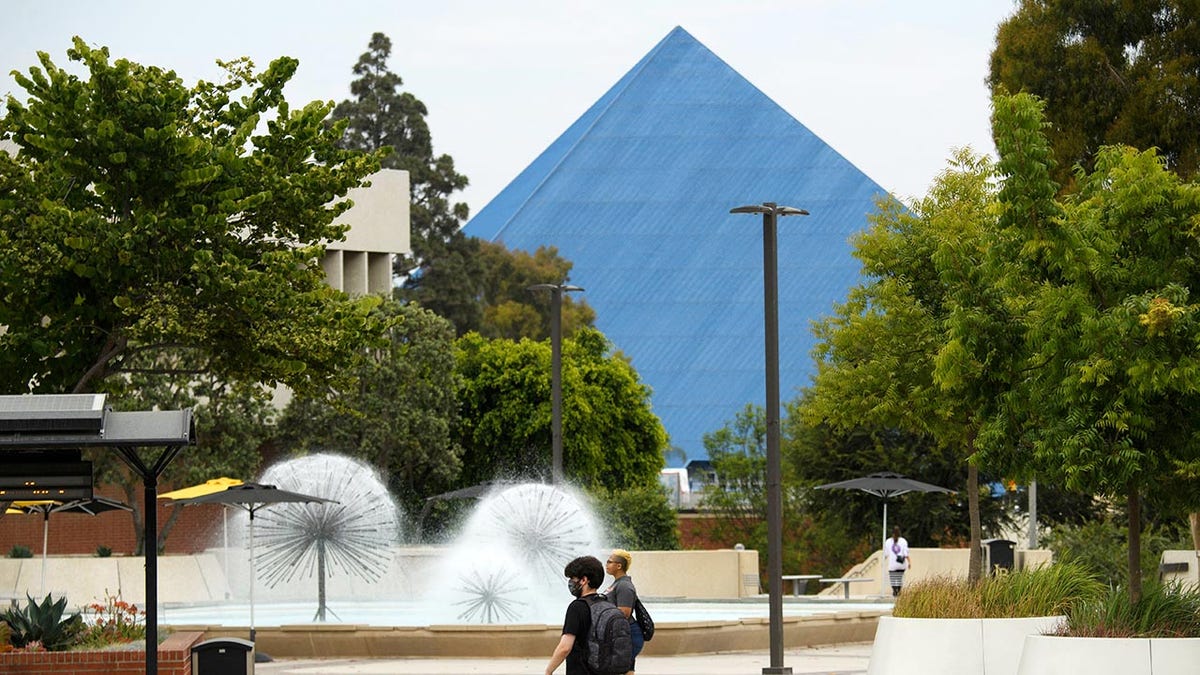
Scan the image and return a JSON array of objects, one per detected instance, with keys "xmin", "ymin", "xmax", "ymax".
[
  {"xmin": 527, "ymin": 283, "xmax": 584, "ymax": 484},
  {"xmin": 731, "ymin": 202, "xmax": 808, "ymax": 675}
]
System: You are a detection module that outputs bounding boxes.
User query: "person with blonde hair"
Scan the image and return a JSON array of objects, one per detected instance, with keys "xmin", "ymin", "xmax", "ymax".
[{"xmin": 604, "ymin": 548, "xmax": 643, "ymax": 675}]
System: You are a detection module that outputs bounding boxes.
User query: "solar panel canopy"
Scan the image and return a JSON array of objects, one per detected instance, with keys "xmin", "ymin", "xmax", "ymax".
[{"xmin": 465, "ymin": 26, "xmax": 891, "ymax": 463}]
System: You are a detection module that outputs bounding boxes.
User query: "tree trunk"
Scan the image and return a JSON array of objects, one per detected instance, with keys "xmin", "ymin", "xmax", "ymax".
[
  {"xmin": 1190, "ymin": 512, "xmax": 1200, "ymax": 550},
  {"xmin": 1128, "ymin": 481, "xmax": 1142, "ymax": 604},
  {"xmin": 967, "ymin": 461, "xmax": 983, "ymax": 584}
]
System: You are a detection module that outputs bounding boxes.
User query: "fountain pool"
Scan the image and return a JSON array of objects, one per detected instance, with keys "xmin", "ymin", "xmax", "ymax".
[{"xmin": 160, "ymin": 598, "xmax": 892, "ymax": 628}]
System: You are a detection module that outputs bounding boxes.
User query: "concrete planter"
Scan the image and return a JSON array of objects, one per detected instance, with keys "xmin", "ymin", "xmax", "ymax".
[
  {"xmin": 866, "ymin": 615, "xmax": 1064, "ymax": 675},
  {"xmin": 1018, "ymin": 635, "xmax": 1200, "ymax": 675}
]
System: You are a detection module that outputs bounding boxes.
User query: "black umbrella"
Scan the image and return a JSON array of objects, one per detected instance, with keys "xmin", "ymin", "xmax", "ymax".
[
  {"xmin": 8, "ymin": 496, "xmax": 133, "ymax": 596},
  {"xmin": 169, "ymin": 482, "xmax": 336, "ymax": 642},
  {"xmin": 815, "ymin": 472, "xmax": 954, "ymax": 594}
]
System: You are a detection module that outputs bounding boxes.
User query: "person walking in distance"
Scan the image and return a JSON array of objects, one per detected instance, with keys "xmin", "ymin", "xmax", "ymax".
[
  {"xmin": 604, "ymin": 549, "xmax": 643, "ymax": 675},
  {"xmin": 885, "ymin": 526, "xmax": 911, "ymax": 597}
]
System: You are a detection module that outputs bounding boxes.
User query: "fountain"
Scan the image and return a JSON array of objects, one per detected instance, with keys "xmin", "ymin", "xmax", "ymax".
[
  {"xmin": 174, "ymin": 453, "xmax": 606, "ymax": 625},
  {"xmin": 155, "ymin": 453, "xmax": 890, "ymax": 656},
  {"xmin": 255, "ymin": 454, "xmax": 402, "ymax": 621}
]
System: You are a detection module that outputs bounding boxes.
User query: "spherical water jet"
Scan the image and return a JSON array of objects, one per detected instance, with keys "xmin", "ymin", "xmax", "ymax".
[
  {"xmin": 424, "ymin": 482, "xmax": 607, "ymax": 624},
  {"xmin": 248, "ymin": 453, "xmax": 403, "ymax": 621}
]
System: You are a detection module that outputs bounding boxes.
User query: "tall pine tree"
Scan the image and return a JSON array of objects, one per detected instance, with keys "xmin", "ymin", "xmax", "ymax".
[{"xmin": 331, "ymin": 32, "xmax": 481, "ymax": 329}]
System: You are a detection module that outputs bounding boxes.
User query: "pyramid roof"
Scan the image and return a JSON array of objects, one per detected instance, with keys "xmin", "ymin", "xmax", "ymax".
[{"xmin": 465, "ymin": 26, "xmax": 890, "ymax": 462}]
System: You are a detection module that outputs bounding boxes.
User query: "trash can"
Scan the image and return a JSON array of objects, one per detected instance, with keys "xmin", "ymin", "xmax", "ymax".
[
  {"xmin": 192, "ymin": 637, "xmax": 254, "ymax": 675},
  {"xmin": 982, "ymin": 538, "xmax": 1016, "ymax": 574}
]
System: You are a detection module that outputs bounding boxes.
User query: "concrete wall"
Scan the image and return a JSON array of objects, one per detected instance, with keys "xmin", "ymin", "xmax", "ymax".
[
  {"xmin": 1160, "ymin": 550, "xmax": 1200, "ymax": 590},
  {"xmin": 632, "ymin": 549, "xmax": 761, "ymax": 598},
  {"xmin": 815, "ymin": 548, "xmax": 1055, "ymax": 599},
  {"xmin": 0, "ymin": 548, "xmax": 761, "ymax": 610},
  {"xmin": 0, "ymin": 553, "xmax": 230, "ymax": 607}
]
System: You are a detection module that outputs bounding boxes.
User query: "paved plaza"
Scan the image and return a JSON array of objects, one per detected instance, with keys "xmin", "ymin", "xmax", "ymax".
[{"xmin": 254, "ymin": 642, "xmax": 873, "ymax": 674}]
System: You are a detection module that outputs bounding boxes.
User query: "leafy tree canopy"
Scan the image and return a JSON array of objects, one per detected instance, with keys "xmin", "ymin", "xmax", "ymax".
[
  {"xmin": 95, "ymin": 371, "xmax": 273, "ymax": 554},
  {"xmin": 0, "ymin": 37, "xmax": 387, "ymax": 397},
  {"xmin": 273, "ymin": 298, "xmax": 463, "ymax": 521},
  {"xmin": 476, "ymin": 241, "xmax": 596, "ymax": 340},
  {"xmin": 453, "ymin": 327, "xmax": 665, "ymax": 491},
  {"xmin": 981, "ymin": 91, "xmax": 1200, "ymax": 600},
  {"xmin": 990, "ymin": 0, "xmax": 1200, "ymax": 186}
]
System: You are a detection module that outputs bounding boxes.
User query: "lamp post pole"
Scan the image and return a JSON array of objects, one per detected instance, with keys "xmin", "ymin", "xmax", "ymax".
[
  {"xmin": 731, "ymin": 202, "xmax": 808, "ymax": 675},
  {"xmin": 528, "ymin": 283, "xmax": 584, "ymax": 484}
]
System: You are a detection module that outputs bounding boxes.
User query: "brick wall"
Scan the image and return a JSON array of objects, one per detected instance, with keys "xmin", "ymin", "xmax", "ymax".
[
  {"xmin": 0, "ymin": 487, "xmax": 224, "ymax": 556},
  {"xmin": 0, "ymin": 630, "xmax": 201, "ymax": 674}
]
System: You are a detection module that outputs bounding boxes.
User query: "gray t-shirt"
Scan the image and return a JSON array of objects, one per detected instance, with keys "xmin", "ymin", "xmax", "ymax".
[{"xmin": 606, "ymin": 574, "xmax": 638, "ymax": 618}]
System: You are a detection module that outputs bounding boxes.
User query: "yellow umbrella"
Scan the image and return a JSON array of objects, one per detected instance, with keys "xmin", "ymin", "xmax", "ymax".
[
  {"xmin": 160, "ymin": 478, "xmax": 245, "ymax": 594},
  {"xmin": 158, "ymin": 477, "xmax": 244, "ymax": 500}
]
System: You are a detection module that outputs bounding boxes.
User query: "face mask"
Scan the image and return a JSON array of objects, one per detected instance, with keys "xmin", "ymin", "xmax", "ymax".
[{"xmin": 568, "ymin": 579, "xmax": 583, "ymax": 597}]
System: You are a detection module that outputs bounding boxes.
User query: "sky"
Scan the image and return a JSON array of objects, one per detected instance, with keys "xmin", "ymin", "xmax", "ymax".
[{"xmin": 2, "ymin": 0, "xmax": 1019, "ymax": 217}]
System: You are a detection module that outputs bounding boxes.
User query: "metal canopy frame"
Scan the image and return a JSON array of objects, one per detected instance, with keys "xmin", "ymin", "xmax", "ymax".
[{"xmin": 0, "ymin": 395, "xmax": 194, "ymax": 675}]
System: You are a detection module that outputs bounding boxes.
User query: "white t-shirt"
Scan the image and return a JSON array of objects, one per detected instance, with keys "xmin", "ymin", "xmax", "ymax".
[{"xmin": 885, "ymin": 536, "xmax": 910, "ymax": 571}]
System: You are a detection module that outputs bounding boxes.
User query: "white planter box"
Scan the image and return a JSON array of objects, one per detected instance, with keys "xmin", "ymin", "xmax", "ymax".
[
  {"xmin": 867, "ymin": 615, "xmax": 1064, "ymax": 675},
  {"xmin": 1018, "ymin": 635, "xmax": 1200, "ymax": 675}
]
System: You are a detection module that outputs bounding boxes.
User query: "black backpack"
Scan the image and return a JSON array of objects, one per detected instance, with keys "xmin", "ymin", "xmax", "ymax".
[
  {"xmin": 584, "ymin": 594, "xmax": 632, "ymax": 674},
  {"xmin": 633, "ymin": 598, "xmax": 654, "ymax": 642}
]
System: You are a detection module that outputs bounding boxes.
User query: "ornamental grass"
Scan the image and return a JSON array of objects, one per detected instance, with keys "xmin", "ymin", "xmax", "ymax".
[{"xmin": 893, "ymin": 561, "xmax": 1103, "ymax": 619}]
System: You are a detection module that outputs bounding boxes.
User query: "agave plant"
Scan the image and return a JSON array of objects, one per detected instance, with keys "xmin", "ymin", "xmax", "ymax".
[{"xmin": 1, "ymin": 593, "xmax": 85, "ymax": 651}]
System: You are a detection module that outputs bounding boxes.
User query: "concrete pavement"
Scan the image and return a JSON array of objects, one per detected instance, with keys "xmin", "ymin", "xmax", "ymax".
[{"xmin": 254, "ymin": 642, "xmax": 873, "ymax": 674}]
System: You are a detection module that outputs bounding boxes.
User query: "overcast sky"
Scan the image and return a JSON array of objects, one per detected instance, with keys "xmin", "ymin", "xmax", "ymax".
[{"xmin": 2, "ymin": 0, "xmax": 1018, "ymax": 216}]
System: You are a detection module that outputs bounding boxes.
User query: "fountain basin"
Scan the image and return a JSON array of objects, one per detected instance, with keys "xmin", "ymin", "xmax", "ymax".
[{"xmin": 168, "ymin": 608, "xmax": 887, "ymax": 658}]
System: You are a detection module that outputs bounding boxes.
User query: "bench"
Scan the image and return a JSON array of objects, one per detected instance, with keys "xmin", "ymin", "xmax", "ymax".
[
  {"xmin": 780, "ymin": 574, "xmax": 822, "ymax": 597},
  {"xmin": 820, "ymin": 576, "xmax": 874, "ymax": 599}
]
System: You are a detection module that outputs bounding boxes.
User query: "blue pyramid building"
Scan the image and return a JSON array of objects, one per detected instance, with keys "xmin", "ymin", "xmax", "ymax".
[{"xmin": 465, "ymin": 27, "xmax": 890, "ymax": 463}]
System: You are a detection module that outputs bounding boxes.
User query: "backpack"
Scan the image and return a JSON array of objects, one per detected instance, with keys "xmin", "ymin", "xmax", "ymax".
[
  {"xmin": 584, "ymin": 594, "xmax": 632, "ymax": 674},
  {"xmin": 633, "ymin": 598, "xmax": 654, "ymax": 642}
]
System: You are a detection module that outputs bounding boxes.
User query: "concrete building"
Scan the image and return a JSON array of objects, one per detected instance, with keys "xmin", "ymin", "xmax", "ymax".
[{"xmin": 322, "ymin": 168, "xmax": 410, "ymax": 297}]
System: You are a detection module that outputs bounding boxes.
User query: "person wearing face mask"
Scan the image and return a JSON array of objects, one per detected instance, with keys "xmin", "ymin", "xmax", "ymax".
[{"xmin": 545, "ymin": 555, "xmax": 604, "ymax": 675}]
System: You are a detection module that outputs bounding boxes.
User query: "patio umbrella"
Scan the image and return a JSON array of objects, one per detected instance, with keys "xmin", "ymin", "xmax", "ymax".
[
  {"xmin": 159, "ymin": 477, "xmax": 245, "ymax": 592},
  {"xmin": 9, "ymin": 496, "xmax": 133, "ymax": 596},
  {"xmin": 169, "ymin": 482, "xmax": 336, "ymax": 642},
  {"xmin": 815, "ymin": 472, "xmax": 954, "ymax": 594}
]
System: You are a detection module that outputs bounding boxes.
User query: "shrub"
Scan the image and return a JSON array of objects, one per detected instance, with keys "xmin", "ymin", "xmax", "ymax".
[
  {"xmin": 1043, "ymin": 519, "xmax": 1191, "ymax": 589},
  {"xmin": 893, "ymin": 562, "xmax": 1103, "ymax": 619},
  {"xmin": 75, "ymin": 592, "xmax": 147, "ymax": 648},
  {"xmin": 8, "ymin": 545, "xmax": 33, "ymax": 559},
  {"xmin": 95, "ymin": 545, "xmax": 112, "ymax": 558},
  {"xmin": 590, "ymin": 484, "xmax": 681, "ymax": 550},
  {"xmin": 1060, "ymin": 583, "xmax": 1200, "ymax": 638},
  {"xmin": 1, "ymin": 593, "xmax": 84, "ymax": 651}
]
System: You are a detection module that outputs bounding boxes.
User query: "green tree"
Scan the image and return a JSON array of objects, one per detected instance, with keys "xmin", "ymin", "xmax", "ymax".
[
  {"xmin": 330, "ymin": 32, "xmax": 479, "ymax": 327},
  {"xmin": 697, "ymin": 405, "xmax": 817, "ymax": 579},
  {"xmin": 0, "ymin": 38, "xmax": 387, "ymax": 548},
  {"xmin": 476, "ymin": 241, "xmax": 596, "ymax": 340},
  {"xmin": 453, "ymin": 328, "xmax": 665, "ymax": 490},
  {"xmin": 989, "ymin": 0, "xmax": 1200, "ymax": 186},
  {"xmin": 785, "ymin": 413, "xmax": 1008, "ymax": 550},
  {"xmin": 591, "ymin": 485, "xmax": 681, "ymax": 551},
  {"xmin": 982, "ymin": 94, "xmax": 1200, "ymax": 603},
  {"xmin": 0, "ymin": 38, "xmax": 387, "ymax": 398},
  {"xmin": 803, "ymin": 150, "xmax": 1019, "ymax": 582},
  {"xmin": 274, "ymin": 299, "xmax": 462, "ymax": 520},
  {"xmin": 92, "ymin": 364, "xmax": 272, "ymax": 553}
]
